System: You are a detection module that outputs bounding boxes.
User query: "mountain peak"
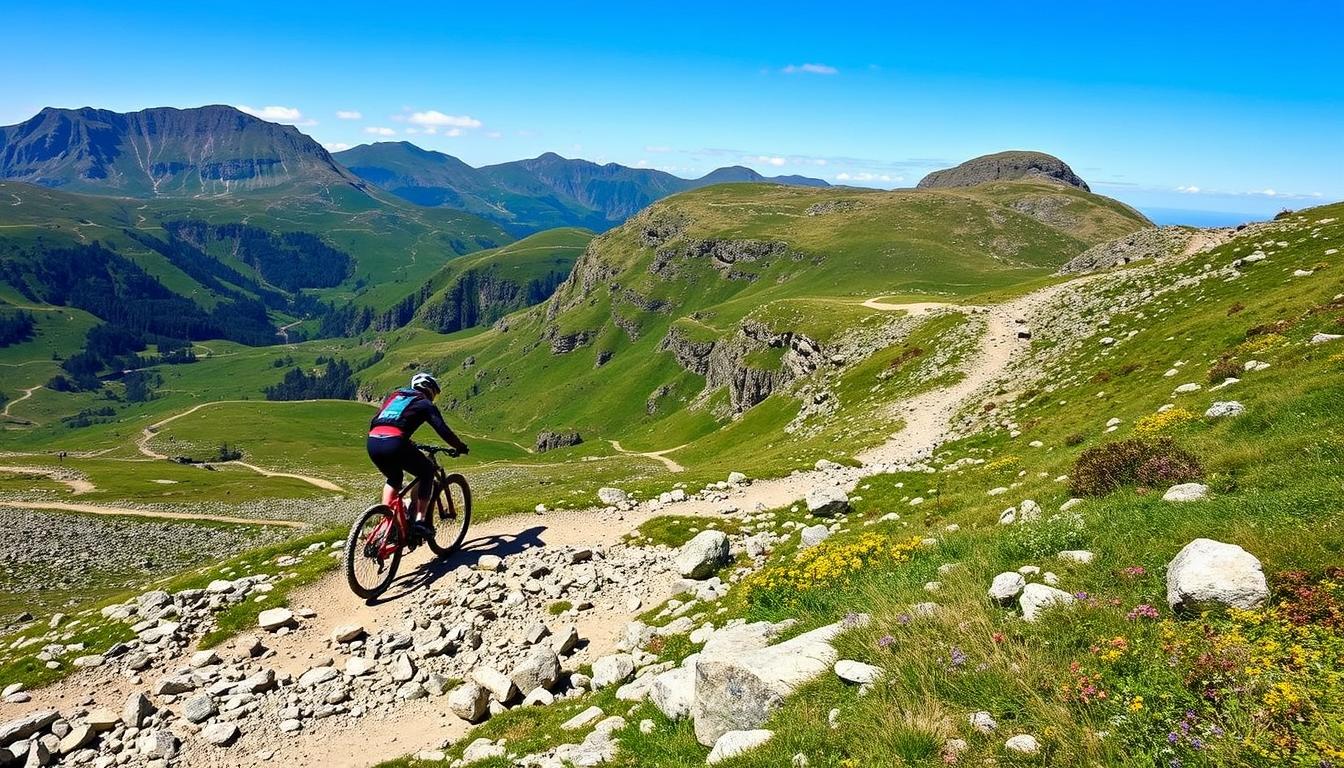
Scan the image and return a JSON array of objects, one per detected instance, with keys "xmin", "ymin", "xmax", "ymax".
[
  {"xmin": 917, "ymin": 150, "xmax": 1090, "ymax": 191},
  {"xmin": 0, "ymin": 104, "xmax": 362, "ymax": 197}
]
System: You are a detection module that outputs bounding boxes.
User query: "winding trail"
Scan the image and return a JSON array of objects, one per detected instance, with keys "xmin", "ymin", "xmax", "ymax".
[
  {"xmin": 608, "ymin": 439, "xmax": 688, "ymax": 472},
  {"xmin": 0, "ymin": 500, "xmax": 304, "ymax": 528},
  {"xmin": 138, "ymin": 400, "xmax": 348, "ymax": 492},
  {"xmin": 2, "ymin": 385, "xmax": 40, "ymax": 420},
  {"xmin": 2, "ymin": 275, "xmax": 1109, "ymax": 768}
]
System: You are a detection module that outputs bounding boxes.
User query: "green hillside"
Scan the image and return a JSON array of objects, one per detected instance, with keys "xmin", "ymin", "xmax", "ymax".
[{"xmin": 366, "ymin": 181, "xmax": 1149, "ymax": 448}]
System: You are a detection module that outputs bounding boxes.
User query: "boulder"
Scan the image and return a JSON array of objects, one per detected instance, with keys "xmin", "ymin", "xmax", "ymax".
[
  {"xmin": 448, "ymin": 682, "xmax": 490, "ymax": 722},
  {"xmin": 201, "ymin": 722, "xmax": 240, "ymax": 747},
  {"xmin": 597, "ymin": 487, "xmax": 629, "ymax": 506},
  {"xmin": 122, "ymin": 694, "xmax": 155, "ymax": 729},
  {"xmin": 0, "ymin": 710, "xmax": 59, "ymax": 745},
  {"xmin": 650, "ymin": 667, "xmax": 694, "ymax": 720},
  {"xmin": 692, "ymin": 618, "xmax": 860, "ymax": 746},
  {"xmin": 1005, "ymin": 734, "xmax": 1041, "ymax": 755},
  {"xmin": 988, "ymin": 572, "xmax": 1026, "ymax": 604},
  {"xmin": 257, "ymin": 608, "xmax": 295, "ymax": 632},
  {"xmin": 57, "ymin": 724, "xmax": 94, "ymax": 755},
  {"xmin": 799, "ymin": 525, "xmax": 831, "ymax": 548},
  {"xmin": 675, "ymin": 531, "xmax": 731, "ymax": 579},
  {"xmin": 181, "ymin": 693, "xmax": 216, "ymax": 724},
  {"xmin": 1166, "ymin": 538, "xmax": 1269, "ymax": 612},
  {"xmin": 1019, "ymin": 583, "xmax": 1075, "ymax": 622},
  {"xmin": 833, "ymin": 660, "xmax": 882, "ymax": 685},
  {"xmin": 332, "ymin": 624, "xmax": 365, "ymax": 643},
  {"xmin": 510, "ymin": 646, "xmax": 561, "ymax": 693},
  {"xmin": 708, "ymin": 730, "xmax": 774, "ymax": 764},
  {"xmin": 462, "ymin": 738, "xmax": 505, "ymax": 763},
  {"xmin": 471, "ymin": 667, "xmax": 518, "ymax": 703},
  {"xmin": 1205, "ymin": 401, "xmax": 1245, "ymax": 419},
  {"xmin": 1163, "ymin": 483, "xmax": 1209, "ymax": 502},
  {"xmin": 592, "ymin": 654, "xmax": 636, "ymax": 689},
  {"xmin": 805, "ymin": 486, "xmax": 850, "ymax": 517}
]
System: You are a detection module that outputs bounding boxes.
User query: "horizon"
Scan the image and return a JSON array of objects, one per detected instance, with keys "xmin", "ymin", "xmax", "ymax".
[{"xmin": 2, "ymin": 1, "xmax": 1342, "ymax": 225}]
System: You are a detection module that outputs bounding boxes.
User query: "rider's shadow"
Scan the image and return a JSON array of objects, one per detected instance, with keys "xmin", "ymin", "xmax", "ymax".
[{"xmin": 365, "ymin": 525, "xmax": 551, "ymax": 605}]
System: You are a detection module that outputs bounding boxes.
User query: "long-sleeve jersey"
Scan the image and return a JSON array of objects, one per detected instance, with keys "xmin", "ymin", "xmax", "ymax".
[{"xmin": 368, "ymin": 391, "xmax": 468, "ymax": 450}]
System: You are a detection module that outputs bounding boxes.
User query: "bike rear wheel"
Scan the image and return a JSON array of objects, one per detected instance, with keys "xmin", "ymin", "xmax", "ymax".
[
  {"xmin": 345, "ymin": 504, "xmax": 403, "ymax": 599},
  {"xmin": 426, "ymin": 473, "xmax": 472, "ymax": 557}
]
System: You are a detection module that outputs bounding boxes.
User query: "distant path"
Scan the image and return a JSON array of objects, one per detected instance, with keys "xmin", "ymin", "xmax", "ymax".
[
  {"xmin": 608, "ymin": 440, "xmax": 688, "ymax": 473},
  {"xmin": 137, "ymin": 400, "xmax": 348, "ymax": 492},
  {"xmin": 0, "ymin": 465, "xmax": 94, "ymax": 494},
  {"xmin": 859, "ymin": 298, "xmax": 976, "ymax": 315},
  {"xmin": 0, "ymin": 500, "xmax": 304, "ymax": 528},
  {"xmin": 2, "ymin": 386, "xmax": 40, "ymax": 423}
]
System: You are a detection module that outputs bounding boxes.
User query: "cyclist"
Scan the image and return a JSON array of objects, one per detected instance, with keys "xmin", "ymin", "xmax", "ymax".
[{"xmin": 367, "ymin": 372, "xmax": 469, "ymax": 540}]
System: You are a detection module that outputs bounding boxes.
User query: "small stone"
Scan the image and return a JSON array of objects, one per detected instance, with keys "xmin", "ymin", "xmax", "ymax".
[
  {"xmin": 708, "ymin": 730, "xmax": 774, "ymax": 764},
  {"xmin": 1005, "ymin": 734, "xmax": 1041, "ymax": 755},
  {"xmin": 1163, "ymin": 483, "xmax": 1209, "ymax": 502},
  {"xmin": 988, "ymin": 572, "xmax": 1026, "ymax": 604},
  {"xmin": 201, "ymin": 722, "xmax": 240, "ymax": 747},
  {"xmin": 834, "ymin": 660, "xmax": 882, "ymax": 685},
  {"xmin": 970, "ymin": 711, "xmax": 998, "ymax": 734},
  {"xmin": 257, "ymin": 608, "xmax": 295, "ymax": 631}
]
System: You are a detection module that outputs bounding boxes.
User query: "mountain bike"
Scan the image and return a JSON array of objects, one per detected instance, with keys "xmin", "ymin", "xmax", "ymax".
[{"xmin": 344, "ymin": 443, "xmax": 472, "ymax": 599}]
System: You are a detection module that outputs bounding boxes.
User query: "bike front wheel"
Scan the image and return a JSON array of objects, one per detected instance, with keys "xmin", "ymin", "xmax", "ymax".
[
  {"xmin": 345, "ymin": 504, "xmax": 403, "ymax": 599},
  {"xmin": 426, "ymin": 473, "xmax": 472, "ymax": 557}
]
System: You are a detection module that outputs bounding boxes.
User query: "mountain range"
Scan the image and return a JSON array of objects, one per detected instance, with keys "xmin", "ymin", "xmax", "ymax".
[
  {"xmin": 0, "ymin": 105, "xmax": 829, "ymax": 236},
  {"xmin": 333, "ymin": 143, "xmax": 828, "ymax": 234}
]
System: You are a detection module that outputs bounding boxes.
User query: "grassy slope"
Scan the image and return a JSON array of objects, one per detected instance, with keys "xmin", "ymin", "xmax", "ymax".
[
  {"xmin": 382, "ymin": 204, "xmax": 1344, "ymax": 768},
  {"xmin": 365, "ymin": 180, "xmax": 1147, "ymax": 466},
  {"xmin": 0, "ymin": 181, "xmax": 511, "ymax": 335}
]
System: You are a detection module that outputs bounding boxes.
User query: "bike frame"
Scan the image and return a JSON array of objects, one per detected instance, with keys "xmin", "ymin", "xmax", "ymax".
[{"xmin": 368, "ymin": 450, "xmax": 446, "ymax": 559}]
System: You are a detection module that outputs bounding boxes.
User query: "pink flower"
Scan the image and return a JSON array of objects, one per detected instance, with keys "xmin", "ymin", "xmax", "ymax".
[{"xmin": 1127, "ymin": 603, "xmax": 1160, "ymax": 621}]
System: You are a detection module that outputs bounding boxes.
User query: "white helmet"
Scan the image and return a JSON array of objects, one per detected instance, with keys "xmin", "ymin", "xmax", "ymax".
[{"xmin": 410, "ymin": 372, "xmax": 440, "ymax": 397}]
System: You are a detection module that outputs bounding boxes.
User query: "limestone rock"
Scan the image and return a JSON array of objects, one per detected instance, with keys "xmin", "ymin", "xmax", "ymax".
[
  {"xmin": 1019, "ymin": 583, "xmax": 1075, "ymax": 622},
  {"xmin": 708, "ymin": 729, "xmax": 774, "ymax": 764},
  {"xmin": 1166, "ymin": 538, "xmax": 1269, "ymax": 612},
  {"xmin": 675, "ymin": 531, "xmax": 731, "ymax": 579}
]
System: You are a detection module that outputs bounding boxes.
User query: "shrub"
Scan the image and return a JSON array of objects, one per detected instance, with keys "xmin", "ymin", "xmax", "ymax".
[
  {"xmin": 1069, "ymin": 437, "xmax": 1202, "ymax": 497},
  {"xmin": 1207, "ymin": 357, "xmax": 1241, "ymax": 384},
  {"xmin": 1064, "ymin": 432, "xmax": 1087, "ymax": 447},
  {"xmin": 1005, "ymin": 511, "xmax": 1087, "ymax": 560}
]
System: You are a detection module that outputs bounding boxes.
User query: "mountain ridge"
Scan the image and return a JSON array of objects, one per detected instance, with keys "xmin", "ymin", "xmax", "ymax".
[
  {"xmin": 335, "ymin": 142, "xmax": 830, "ymax": 234},
  {"xmin": 0, "ymin": 105, "xmax": 365, "ymax": 197}
]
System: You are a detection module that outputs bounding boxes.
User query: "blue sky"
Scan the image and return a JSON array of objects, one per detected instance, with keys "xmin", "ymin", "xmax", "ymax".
[{"xmin": 2, "ymin": 0, "xmax": 1341, "ymax": 223}]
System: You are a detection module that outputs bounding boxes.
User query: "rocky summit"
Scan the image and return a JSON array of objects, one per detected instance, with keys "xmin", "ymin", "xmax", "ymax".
[{"xmin": 917, "ymin": 150, "xmax": 1091, "ymax": 191}]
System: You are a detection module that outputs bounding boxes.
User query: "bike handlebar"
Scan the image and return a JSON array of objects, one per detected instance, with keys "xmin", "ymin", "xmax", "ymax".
[{"xmin": 415, "ymin": 443, "xmax": 459, "ymax": 457}]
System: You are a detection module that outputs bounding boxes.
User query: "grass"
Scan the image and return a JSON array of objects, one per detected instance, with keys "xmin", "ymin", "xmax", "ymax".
[{"xmin": 371, "ymin": 202, "xmax": 1344, "ymax": 767}]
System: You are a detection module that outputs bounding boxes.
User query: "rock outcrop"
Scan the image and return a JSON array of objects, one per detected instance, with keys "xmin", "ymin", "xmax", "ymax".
[
  {"xmin": 917, "ymin": 151, "xmax": 1090, "ymax": 191},
  {"xmin": 534, "ymin": 430, "xmax": 583, "ymax": 453}
]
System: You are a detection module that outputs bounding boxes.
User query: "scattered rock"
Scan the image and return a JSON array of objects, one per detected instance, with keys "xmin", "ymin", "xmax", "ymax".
[
  {"xmin": 708, "ymin": 729, "xmax": 774, "ymax": 764},
  {"xmin": 1020, "ymin": 583, "xmax": 1076, "ymax": 622},
  {"xmin": 833, "ymin": 660, "xmax": 882, "ymax": 685},
  {"xmin": 804, "ymin": 486, "xmax": 850, "ymax": 517},
  {"xmin": 257, "ymin": 607, "xmax": 295, "ymax": 632},
  {"xmin": 988, "ymin": 572, "xmax": 1026, "ymax": 604},
  {"xmin": 675, "ymin": 531, "xmax": 731, "ymax": 579},
  {"xmin": 1162, "ymin": 483, "xmax": 1209, "ymax": 502},
  {"xmin": 1005, "ymin": 734, "xmax": 1041, "ymax": 755},
  {"xmin": 1166, "ymin": 538, "xmax": 1269, "ymax": 612}
]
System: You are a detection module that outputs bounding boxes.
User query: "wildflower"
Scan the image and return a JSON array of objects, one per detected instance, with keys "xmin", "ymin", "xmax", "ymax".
[
  {"xmin": 1122, "ymin": 565, "xmax": 1147, "ymax": 577},
  {"xmin": 896, "ymin": 614, "xmax": 912, "ymax": 625},
  {"xmin": 1075, "ymin": 591, "xmax": 1090, "ymax": 600},
  {"xmin": 1127, "ymin": 604, "xmax": 1161, "ymax": 621},
  {"xmin": 950, "ymin": 647, "xmax": 967, "ymax": 667},
  {"xmin": 991, "ymin": 631, "xmax": 1006, "ymax": 644},
  {"xmin": 1128, "ymin": 696, "xmax": 1144, "ymax": 712},
  {"xmin": 842, "ymin": 612, "xmax": 864, "ymax": 629},
  {"xmin": 877, "ymin": 634, "xmax": 895, "ymax": 649}
]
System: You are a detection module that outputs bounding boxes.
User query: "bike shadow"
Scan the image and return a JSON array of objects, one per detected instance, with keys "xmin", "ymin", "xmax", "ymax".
[{"xmin": 364, "ymin": 525, "xmax": 551, "ymax": 606}]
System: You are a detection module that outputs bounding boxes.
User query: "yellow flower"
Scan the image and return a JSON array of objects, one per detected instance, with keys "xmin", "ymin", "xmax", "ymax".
[{"xmin": 1128, "ymin": 696, "xmax": 1144, "ymax": 712}]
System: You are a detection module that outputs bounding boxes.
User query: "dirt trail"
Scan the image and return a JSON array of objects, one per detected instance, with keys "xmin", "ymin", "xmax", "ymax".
[
  {"xmin": 608, "ymin": 440, "xmax": 688, "ymax": 473},
  {"xmin": 3, "ymin": 276, "xmax": 1106, "ymax": 768},
  {"xmin": 0, "ymin": 465, "xmax": 95, "ymax": 494},
  {"xmin": 0, "ymin": 500, "xmax": 304, "ymax": 528},
  {"xmin": 137, "ymin": 401, "xmax": 347, "ymax": 492},
  {"xmin": 2, "ymin": 385, "xmax": 40, "ymax": 420}
]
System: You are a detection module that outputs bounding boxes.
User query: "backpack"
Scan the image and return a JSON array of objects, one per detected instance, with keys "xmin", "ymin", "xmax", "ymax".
[{"xmin": 370, "ymin": 389, "xmax": 423, "ymax": 431}]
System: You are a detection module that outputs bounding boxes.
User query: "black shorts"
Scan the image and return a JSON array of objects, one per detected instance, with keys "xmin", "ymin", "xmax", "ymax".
[{"xmin": 367, "ymin": 436, "xmax": 434, "ymax": 490}]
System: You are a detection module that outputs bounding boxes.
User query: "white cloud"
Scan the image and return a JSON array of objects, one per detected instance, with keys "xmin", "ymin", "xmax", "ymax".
[
  {"xmin": 754, "ymin": 155, "xmax": 787, "ymax": 167},
  {"xmin": 364, "ymin": 126, "xmax": 396, "ymax": 136},
  {"xmin": 1258, "ymin": 188, "xmax": 1277, "ymax": 197},
  {"xmin": 445, "ymin": 128, "xmax": 462, "ymax": 137},
  {"xmin": 836, "ymin": 172, "xmax": 899, "ymax": 183},
  {"xmin": 236, "ymin": 104, "xmax": 316, "ymax": 126},
  {"xmin": 1176, "ymin": 185, "xmax": 1202, "ymax": 193},
  {"xmin": 336, "ymin": 110, "xmax": 362, "ymax": 120},
  {"xmin": 323, "ymin": 142, "xmax": 351, "ymax": 152},
  {"xmin": 782, "ymin": 63, "xmax": 838, "ymax": 75},
  {"xmin": 407, "ymin": 110, "xmax": 482, "ymax": 128}
]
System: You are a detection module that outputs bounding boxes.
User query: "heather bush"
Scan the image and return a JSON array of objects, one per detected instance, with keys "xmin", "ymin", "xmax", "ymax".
[{"xmin": 1070, "ymin": 437, "xmax": 1203, "ymax": 497}]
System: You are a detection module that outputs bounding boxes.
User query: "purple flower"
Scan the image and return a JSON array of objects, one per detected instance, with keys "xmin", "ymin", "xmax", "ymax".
[
  {"xmin": 1168, "ymin": 732, "xmax": 1180, "ymax": 744},
  {"xmin": 1190, "ymin": 738, "xmax": 1203, "ymax": 750},
  {"xmin": 950, "ymin": 647, "xmax": 967, "ymax": 667},
  {"xmin": 896, "ymin": 614, "xmax": 912, "ymax": 625},
  {"xmin": 1074, "ymin": 591, "xmax": 1089, "ymax": 600},
  {"xmin": 842, "ymin": 612, "xmax": 864, "ymax": 628},
  {"xmin": 877, "ymin": 634, "xmax": 895, "ymax": 649}
]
